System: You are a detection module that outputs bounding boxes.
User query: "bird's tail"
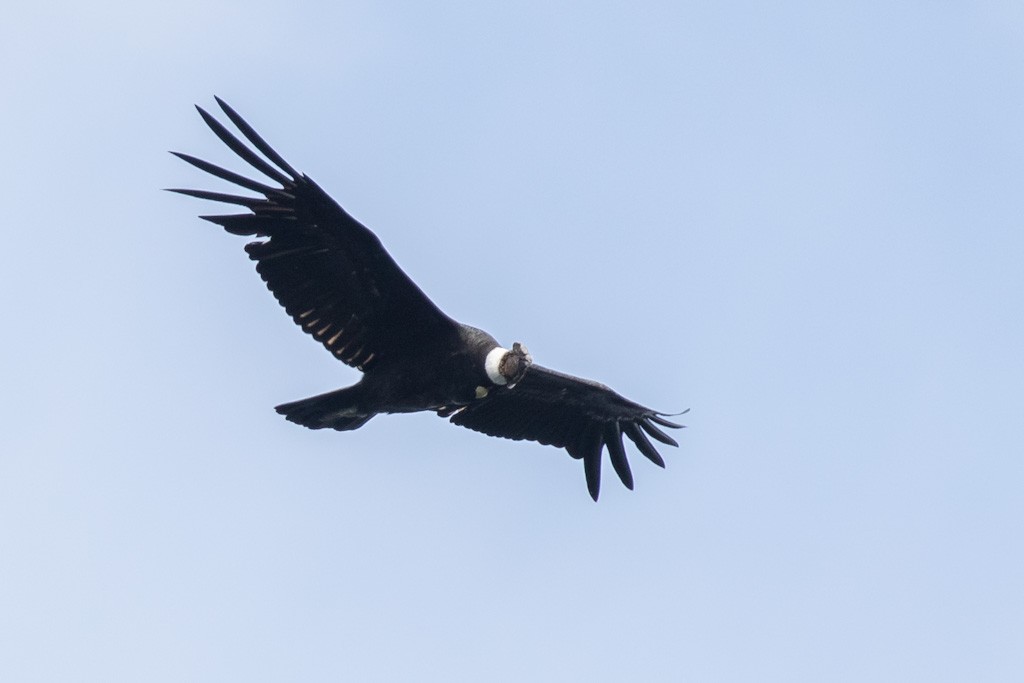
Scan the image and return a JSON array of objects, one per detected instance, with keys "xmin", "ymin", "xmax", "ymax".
[{"xmin": 274, "ymin": 385, "xmax": 375, "ymax": 431}]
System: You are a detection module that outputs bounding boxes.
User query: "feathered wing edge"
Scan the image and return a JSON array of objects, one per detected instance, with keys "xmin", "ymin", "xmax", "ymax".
[
  {"xmin": 445, "ymin": 364, "xmax": 685, "ymax": 500},
  {"xmin": 167, "ymin": 98, "xmax": 459, "ymax": 371},
  {"xmin": 168, "ymin": 97, "xmax": 302, "ymax": 225},
  {"xmin": 565, "ymin": 411, "xmax": 684, "ymax": 501},
  {"xmin": 166, "ymin": 99, "xmax": 389, "ymax": 368}
]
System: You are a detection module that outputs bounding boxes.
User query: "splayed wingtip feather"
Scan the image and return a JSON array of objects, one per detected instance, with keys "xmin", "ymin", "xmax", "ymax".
[
  {"xmin": 605, "ymin": 423, "xmax": 634, "ymax": 490},
  {"xmin": 214, "ymin": 96, "xmax": 301, "ymax": 179},
  {"xmin": 166, "ymin": 187, "xmax": 263, "ymax": 207},
  {"xmin": 623, "ymin": 422, "xmax": 666, "ymax": 468},
  {"xmin": 170, "ymin": 151, "xmax": 285, "ymax": 197},
  {"xmin": 640, "ymin": 418, "xmax": 679, "ymax": 448},
  {"xmin": 194, "ymin": 104, "xmax": 292, "ymax": 186}
]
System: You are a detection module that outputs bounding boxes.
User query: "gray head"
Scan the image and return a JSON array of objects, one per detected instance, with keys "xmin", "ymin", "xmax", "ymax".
[{"xmin": 484, "ymin": 342, "xmax": 533, "ymax": 387}]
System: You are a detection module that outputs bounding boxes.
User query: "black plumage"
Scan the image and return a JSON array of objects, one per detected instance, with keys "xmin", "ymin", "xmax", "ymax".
[{"xmin": 171, "ymin": 98, "xmax": 683, "ymax": 500}]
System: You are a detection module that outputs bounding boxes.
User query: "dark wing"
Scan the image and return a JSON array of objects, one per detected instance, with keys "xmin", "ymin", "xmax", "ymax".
[
  {"xmin": 443, "ymin": 364, "xmax": 683, "ymax": 500},
  {"xmin": 169, "ymin": 98, "xmax": 458, "ymax": 371}
]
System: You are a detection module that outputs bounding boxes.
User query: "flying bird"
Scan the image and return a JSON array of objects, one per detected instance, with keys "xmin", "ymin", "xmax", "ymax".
[{"xmin": 170, "ymin": 98, "xmax": 683, "ymax": 500}]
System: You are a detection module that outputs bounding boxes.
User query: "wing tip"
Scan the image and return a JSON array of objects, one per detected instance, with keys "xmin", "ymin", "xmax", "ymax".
[
  {"xmin": 584, "ymin": 452, "xmax": 602, "ymax": 502},
  {"xmin": 652, "ymin": 408, "xmax": 689, "ymax": 429},
  {"xmin": 605, "ymin": 423, "xmax": 634, "ymax": 491}
]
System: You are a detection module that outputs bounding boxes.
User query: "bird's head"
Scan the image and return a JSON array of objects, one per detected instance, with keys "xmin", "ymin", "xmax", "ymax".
[{"xmin": 485, "ymin": 342, "xmax": 533, "ymax": 388}]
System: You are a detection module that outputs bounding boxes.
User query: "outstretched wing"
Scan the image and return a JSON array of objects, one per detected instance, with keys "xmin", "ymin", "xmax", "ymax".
[
  {"xmin": 443, "ymin": 364, "xmax": 683, "ymax": 500},
  {"xmin": 169, "ymin": 98, "xmax": 458, "ymax": 371}
]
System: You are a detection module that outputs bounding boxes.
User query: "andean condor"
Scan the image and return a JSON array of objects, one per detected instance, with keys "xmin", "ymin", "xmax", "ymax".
[{"xmin": 171, "ymin": 98, "xmax": 683, "ymax": 500}]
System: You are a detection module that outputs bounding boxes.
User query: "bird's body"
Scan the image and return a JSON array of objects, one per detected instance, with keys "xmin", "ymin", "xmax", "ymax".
[
  {"xmin": 278, "ymin": 324, "xmax": 507, "ymax": 428},
  {"xmin": 172, "ymin": 98, "xmax": 683, "ymax": 499}
]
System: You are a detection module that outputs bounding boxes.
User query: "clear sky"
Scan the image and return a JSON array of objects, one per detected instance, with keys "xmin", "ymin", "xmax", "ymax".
[{"xmin": 2, "ymin": 1, "xmax": 1022, "ymax": 680}]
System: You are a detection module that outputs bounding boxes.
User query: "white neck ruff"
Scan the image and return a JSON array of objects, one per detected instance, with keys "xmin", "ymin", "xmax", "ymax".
[{"xmin": 484, "ymin": 346, "xmax": 509, "ymax": 385}]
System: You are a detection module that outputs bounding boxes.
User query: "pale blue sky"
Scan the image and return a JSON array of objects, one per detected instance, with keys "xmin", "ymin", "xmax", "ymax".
[{"xmin": 2, "ymin": 2, "xmax": 1022, "ymax": 680}]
